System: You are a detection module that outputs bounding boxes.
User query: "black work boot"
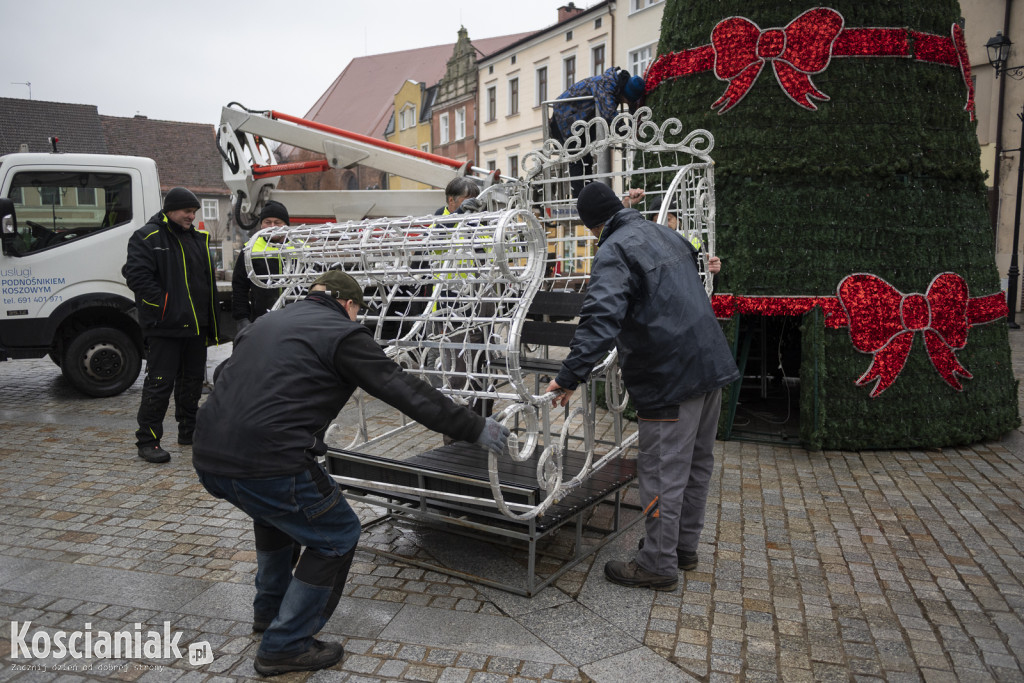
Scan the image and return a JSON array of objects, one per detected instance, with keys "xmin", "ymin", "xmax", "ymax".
[
  {"xmin": 137, "ymin": 445, "xmax": 170, "ymax": 463},
  {"xmin": 604, "ymin": 559, "xmax": 678, "ymax": 590},
  {"xmin": 638, "ymin": 536, "xmax": 699, "ymax": 570},
  {"xmin": 254, "ymin": 639, "xmax": 344, "ymax": 676}
]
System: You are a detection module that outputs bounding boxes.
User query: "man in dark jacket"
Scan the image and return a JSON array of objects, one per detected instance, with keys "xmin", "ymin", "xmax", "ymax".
[
  {"xmin": 123, "ymin": 187, "xmax": 219, "ymax": 464},
  {"xmin": 192, "ymin": 269, "xmax": 509, "ymax": 676},
  {"xmin": 546, "ymin": 182, "xmax": 739, "ymax": 591},
  {"xmin": 231, "ymin": 200, "xmax": 290, "ymax": 332}
]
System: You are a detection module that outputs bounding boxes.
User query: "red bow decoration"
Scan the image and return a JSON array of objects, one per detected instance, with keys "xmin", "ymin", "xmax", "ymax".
[
  {"xmin": 837, "ymin": 273, "xmax": 973, "ymax": 397},
  {"xmin": 711, "ymin": 8, "xmax": 844, "ymax": 113}
]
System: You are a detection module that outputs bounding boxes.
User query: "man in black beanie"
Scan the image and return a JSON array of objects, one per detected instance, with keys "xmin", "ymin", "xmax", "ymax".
[
  {"xmin": 231, "ymin": 200, "xmax": 290, "ymax": 332},
  {"xmin": 123, "ymin": 187, "xmax": 219, "ymax": 463},
  {"xmin": 546, "ymin": 181, "xmax": 739, "ymax": 591}
]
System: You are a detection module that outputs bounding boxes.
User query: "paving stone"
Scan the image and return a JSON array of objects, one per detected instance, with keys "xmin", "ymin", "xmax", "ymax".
[{"xmin": 3, "ymin": 337, "xmax": 1024, "ymax": 681}]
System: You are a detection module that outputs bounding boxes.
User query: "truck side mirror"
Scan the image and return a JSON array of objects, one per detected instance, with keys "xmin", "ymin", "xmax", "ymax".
[{"xmin": 0, "ymin": 197, "xmax": 18, "ymax": 255}]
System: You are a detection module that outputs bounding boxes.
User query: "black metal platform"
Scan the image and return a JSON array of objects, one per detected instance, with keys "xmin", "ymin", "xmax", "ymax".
[{"xmin": 325, "ymin": 442, "xmax": 641, "ymax": 596}]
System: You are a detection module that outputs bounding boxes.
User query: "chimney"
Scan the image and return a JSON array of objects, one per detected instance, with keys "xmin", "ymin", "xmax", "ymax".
[{"xmin": 558, "ymin": 2, "xmax": 583, "ymax": 23}]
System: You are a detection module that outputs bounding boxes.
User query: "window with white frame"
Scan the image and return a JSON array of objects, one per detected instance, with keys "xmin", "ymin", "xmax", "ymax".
[
  {"xmin": 76, "ymin": 187, "xmax": 97, "ymax": 205},
  {"xmin": 421, "ymin": 143, "xmax": 429, "ymax": 153},
  {"xmin": 399, "ymin": 104, "xmax": 417, "ymax": 130},
  {"xmin": 202, "ymin": 199, "xmax": 218, "ymax": 221},
  {"xmin": 509, "ymin": 77, "xmax": 519, "ymax": 116},
  {"xmin": 486, "ymin": 86, "xmax": 497, "ymax": 122},
  {"xmin": 439, "ymin": 112, "xmax": 450, "ymax": 144},
  {"xmin": 455, "ymin": 107, "xmax": 466, "ymax": 139},
  {"xmin": 630, "ymin": 0, "xmax": 662, "ymax": 12},
  {"xmin": 630, "ymin": 45, "xmax": 654, "ymax": 77},
  {"xmin": 564, "ymin": 55, "xmax": 576, "ymax": 90},
  {"xmin": 40, "ymin": 187, "xmax": 62, "ymax": 206},
  {"xmin": 507, "ymin": 154, "xmax": 519, "ymax": 178},
  {"xmin": 592, "ymin": 44, "xmax": 605, "ymax": 76},
  {"xmin": 536, "ymin": 66, "xmax": 548, "ymax": 106}
]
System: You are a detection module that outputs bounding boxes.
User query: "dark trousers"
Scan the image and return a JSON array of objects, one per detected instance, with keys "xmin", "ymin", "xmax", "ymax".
[
  {"xmin": 196, "ymin": 462, "xmax": 361, "ymax": 657},
  {"xmin": 135, "ymin": 334, "xmax": 207, "ymax": 447}
]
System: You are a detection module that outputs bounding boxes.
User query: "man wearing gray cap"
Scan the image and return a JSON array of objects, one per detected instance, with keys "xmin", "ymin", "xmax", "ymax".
[
  {"xmin": 546, "ymin": 182, "xmax": 739, "ymax": 592},
  {"xmin": 192, "ymin": 269, "xmax": 509, "ymax": 676}
]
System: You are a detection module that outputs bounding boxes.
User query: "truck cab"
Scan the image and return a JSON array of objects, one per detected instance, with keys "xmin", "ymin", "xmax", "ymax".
[{"xmin": 0, "ymin": 153, "xmax": 161, "ymax": 396}]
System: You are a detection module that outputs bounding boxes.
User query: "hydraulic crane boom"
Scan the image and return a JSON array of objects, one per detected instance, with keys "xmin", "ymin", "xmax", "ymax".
[{"xmin": 217, "ymin": 104, "xmax": 503, "ymax": 226}]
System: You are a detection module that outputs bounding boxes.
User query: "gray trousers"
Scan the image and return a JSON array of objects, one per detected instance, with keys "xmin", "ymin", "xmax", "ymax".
[{"xmin": 635, "ymin": 388, "xmax": 721, "ymax": 576}]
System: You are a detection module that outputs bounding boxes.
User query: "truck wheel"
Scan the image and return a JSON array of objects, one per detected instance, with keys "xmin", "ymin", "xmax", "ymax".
[{"xmin": 61, "ymin": 327, "xmax": 142, "ymax": 397}]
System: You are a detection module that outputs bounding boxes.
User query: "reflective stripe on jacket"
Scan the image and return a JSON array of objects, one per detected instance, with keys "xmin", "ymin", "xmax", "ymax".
[{"xmin": 122, "ymin": 212, "xmax": 219, "ymax": 341}]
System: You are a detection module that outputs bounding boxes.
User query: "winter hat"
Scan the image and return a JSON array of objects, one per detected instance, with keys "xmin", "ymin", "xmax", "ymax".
[
  {"xmin": 163, "ymin": 187, "xmax": 200, "ymax": 213},
  {"xmin": 648, "ymin": 194, "xmax": 676, "ymax": 214},
  {"xmin": 623, "ymin": 76, "xmax": 645, "ymax": 102},
  {"xmin": 311, "ymin": 270, "xmax": 364, "ymax": 306},
  {"xmin": 258, "ymin": 200, "xmax": 290, "ymax": 225},
  {"xmin": 577, "ymin": 182, "xmax": 623, "ymax": 230}
]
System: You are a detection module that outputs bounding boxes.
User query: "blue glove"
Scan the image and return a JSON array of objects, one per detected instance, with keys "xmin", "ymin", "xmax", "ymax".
[{"xmin": 474, "ymin": 417, "xmax": 510, "ymax": 454}]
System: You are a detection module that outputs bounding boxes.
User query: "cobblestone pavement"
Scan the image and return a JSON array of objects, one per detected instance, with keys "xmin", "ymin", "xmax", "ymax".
[{"xmin": 1, "ymin": 332, "xmax": 1023, "ymax": 682}]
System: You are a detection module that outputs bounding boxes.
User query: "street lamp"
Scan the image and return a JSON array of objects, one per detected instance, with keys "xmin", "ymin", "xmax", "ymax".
[{"xmin": 988, "ymin": 33, "xmax": 1024, "ymax": 327}]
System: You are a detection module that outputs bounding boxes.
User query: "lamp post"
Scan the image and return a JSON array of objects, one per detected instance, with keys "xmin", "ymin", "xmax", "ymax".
[
  {"xmin": 988, "ymin": 32, "xmax": 1024, "ymax": 328},
  {"xmin": 1006, "ymin": 108, "xmax": 1024, "ymax": 329}
]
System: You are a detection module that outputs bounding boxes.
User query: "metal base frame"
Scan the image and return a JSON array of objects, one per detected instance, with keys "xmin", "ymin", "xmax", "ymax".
[
  {"xmin": 352, "ymin": 489, "xmax": 643, "ymax": 597},
  {"xmin": 328, "ymin": 447, "xmax": 643, "ymax": 597}
]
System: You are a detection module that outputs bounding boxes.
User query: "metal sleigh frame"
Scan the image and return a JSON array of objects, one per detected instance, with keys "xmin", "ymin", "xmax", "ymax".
[{"xmin": 239, "ymin": 108, "xmax": 716, "ymax": 595}]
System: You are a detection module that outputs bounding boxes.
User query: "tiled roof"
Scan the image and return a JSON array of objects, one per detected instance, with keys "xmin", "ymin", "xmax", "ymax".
[
  {"xmin": 0, "ymin": 97, "xmax": 108, "ymax": 155},
  {"xmin": 0, "ymin": 97, "xmax": 227, "ymax": 197},
  {"xmin": 303, "ymin": 32, "xmax": 532, "ymax": 140},
  {"xmin": 100, "ymin": 115, "xmax": 227, "ymax": 196}
]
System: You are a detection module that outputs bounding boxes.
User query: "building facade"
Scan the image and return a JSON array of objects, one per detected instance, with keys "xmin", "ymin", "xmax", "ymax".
[
  {"xmin": 434, "ymin": 28, "xmax": 482, "ymax": 168},
  {"xmin": 613, "ymin": 0, "xmax": 664, "ymax": 82},
  {"xmin": 475, "ymin": 2, "xmax": 614, "ymax": 180},
  {"xmin": 385, "ymin": 80, "xmax": 438, "ymax": 191},
  {"xmin": 965, "ymin": 0, "xmax": 1024, "ymax": 312}
]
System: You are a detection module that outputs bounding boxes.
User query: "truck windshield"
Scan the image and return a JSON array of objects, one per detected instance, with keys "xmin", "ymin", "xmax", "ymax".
[{"xmin": 6, "ymin": 171, "xmax": 132, "ymax": 256}]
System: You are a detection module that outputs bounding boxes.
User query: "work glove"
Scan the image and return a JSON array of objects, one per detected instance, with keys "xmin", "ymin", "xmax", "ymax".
[
  {"xmin": 474, "ymin": 417, "xmax": 510, "ymax": 455},
  {"xmin": 459, "ymin": 196, "xmax": 483, "ymax": 213},
  {"xmin": 235, "ymin": 318, "xmax": 251, "ymax": 334}
]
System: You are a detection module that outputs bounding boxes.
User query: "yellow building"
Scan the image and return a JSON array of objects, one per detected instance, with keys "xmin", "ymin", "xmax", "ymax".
[{"xmin": 385, "ymin": 80, "xmax": 437, "ymax": 192}]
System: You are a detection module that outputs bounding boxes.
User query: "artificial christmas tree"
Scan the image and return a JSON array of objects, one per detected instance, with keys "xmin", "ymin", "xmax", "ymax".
[{"xmin": 645, "ymin": 1, "xmax": 1018, "ymax": 448}]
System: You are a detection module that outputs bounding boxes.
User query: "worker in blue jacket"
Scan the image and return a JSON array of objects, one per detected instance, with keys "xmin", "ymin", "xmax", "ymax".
[{"xmin": 549, "ymin": 67, "xmax": 645, "ymax": 197}]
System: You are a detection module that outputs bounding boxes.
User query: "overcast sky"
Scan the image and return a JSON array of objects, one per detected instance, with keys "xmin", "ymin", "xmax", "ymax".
[{"xmin": 2, "ymin": 0, "xmax": 586, "ymax": 125}]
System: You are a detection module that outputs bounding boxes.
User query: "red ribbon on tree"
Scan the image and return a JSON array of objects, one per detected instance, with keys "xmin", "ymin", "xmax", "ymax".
[
  {"xmin": 711, "ymin": 8, "xmax": 844, "ymax": 113},
  {"xmin": 837, "ymin": 273, "xmax": 973, "ymax": 397},
  {"xmin": 710, "ymin": 273, "xmax": 1009, "ymax": 398},
  {"xmin": 644, "ymin": 7, "xmax": 976, "ymax": 119}
]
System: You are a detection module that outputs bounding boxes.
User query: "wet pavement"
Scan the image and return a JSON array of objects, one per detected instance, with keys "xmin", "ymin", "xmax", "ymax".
[{"xmin": 0, "ymin": 331, "xmax": 1022, "ymax": 682}]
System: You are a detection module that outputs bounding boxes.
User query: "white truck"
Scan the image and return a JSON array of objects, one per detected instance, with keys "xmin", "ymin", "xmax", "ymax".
[
  {"xmin": 0, "ymin": 106, "xmax": 502, "ymax": 398},
  {"xmin": 0, "ymin": 153, "xmax": 159, "ymax": 396}
]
